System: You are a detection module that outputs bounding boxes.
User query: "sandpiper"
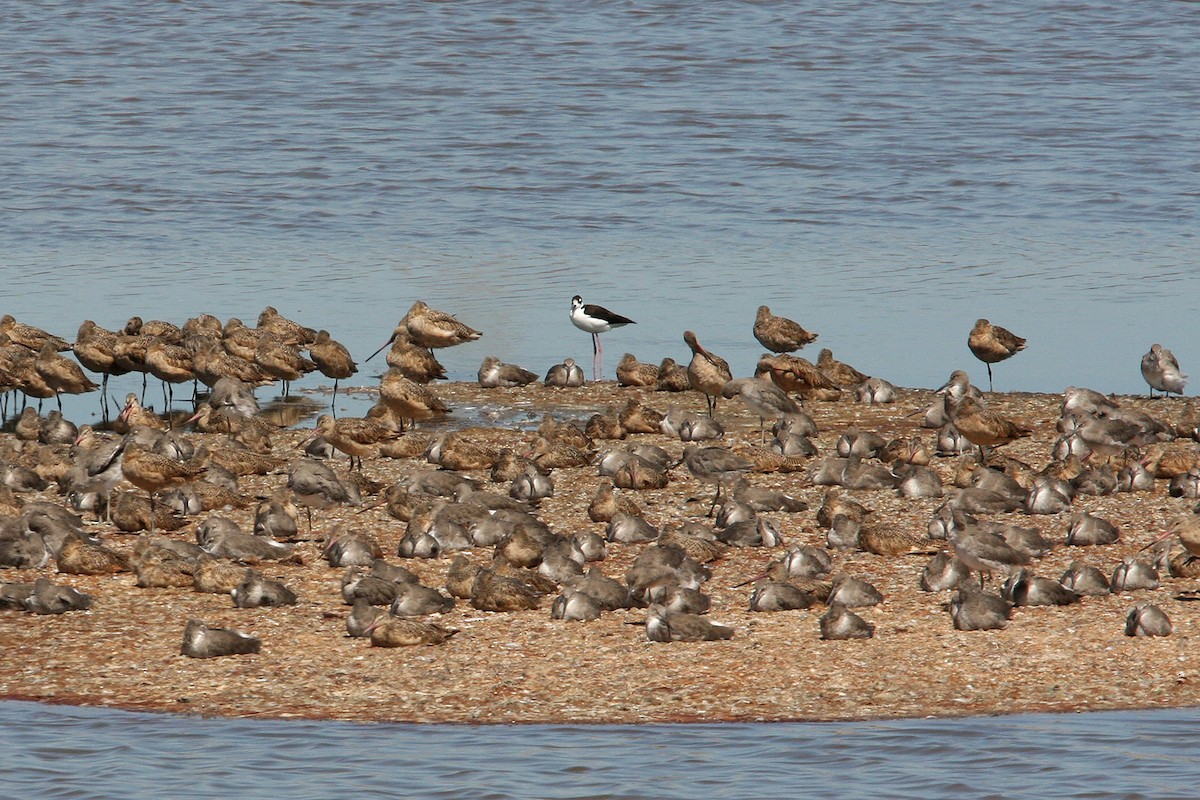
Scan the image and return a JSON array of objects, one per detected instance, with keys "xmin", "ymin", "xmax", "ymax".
[
  {"xmin": 1141, "ymin": 343, "xmax": 1186, "ymax": 398},
  {"xmin": 968, "ymin": 318, "xmax": 1025, "ymax": 391}
]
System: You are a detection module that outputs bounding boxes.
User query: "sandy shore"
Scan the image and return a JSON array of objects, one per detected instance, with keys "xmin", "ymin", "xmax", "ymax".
[{"xmin": 2, "ymin": 381, "xmax": 1198, "ymax": 724}]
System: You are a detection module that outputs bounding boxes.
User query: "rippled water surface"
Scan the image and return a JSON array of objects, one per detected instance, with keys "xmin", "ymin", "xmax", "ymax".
[
  {"xmin": 1, "ymin": 701, "xmax": 1197, "ymax": 799},
  {"xmin": 5, "ymin": 0, "xmax": 1199, "ymax": 425}
]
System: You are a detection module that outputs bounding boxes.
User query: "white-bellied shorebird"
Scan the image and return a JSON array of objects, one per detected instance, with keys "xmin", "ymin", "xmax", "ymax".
[{"xmin": 570, "ymin": 295, "xmax": 635, "ymax": 381}]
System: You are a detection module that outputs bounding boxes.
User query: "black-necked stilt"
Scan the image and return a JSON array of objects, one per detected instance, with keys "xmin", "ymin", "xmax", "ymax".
[{"xmin": 570, "ymin": 295, "xmax": 635, "ymax": 381}]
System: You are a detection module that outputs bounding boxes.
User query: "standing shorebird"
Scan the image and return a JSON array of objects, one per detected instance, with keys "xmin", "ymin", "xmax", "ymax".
[
  {"xmin": 570, "ymin": 295, "xmax": 636, "ymax": 381},
  {"xmin": 684, "ymin": 330, "xmax": 733, "ymax": 418},
  {"xmin": 309, "ymin": 329, "xmax": 358, "ymax": 410},
  {"xmin": 753, "ymin": 306, "xmax": 818, "ymax": 353},
  {"xmin": 946, "ymin": 395, "xmax": 1032, "ymax": 461},
  {"xmin": 968, "ymin": 319, "xmax": 1025, "ymax": 392},
  {"xmin": 1141, "ymin": 344, "xmax": 1186, "ymax": 399}
]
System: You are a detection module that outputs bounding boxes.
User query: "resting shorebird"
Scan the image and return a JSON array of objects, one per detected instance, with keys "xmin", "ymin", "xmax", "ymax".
[
  {"xmin": 968, "ymin": 318, "xmax": 1025, "ymax": 392},
  {"xmin": 570, "ymin": 295, "xmax": 635, "ymax": 381},
  {"xmin": 1141, "ymin": 343, "xmax": 1186, "ymax": 398}
]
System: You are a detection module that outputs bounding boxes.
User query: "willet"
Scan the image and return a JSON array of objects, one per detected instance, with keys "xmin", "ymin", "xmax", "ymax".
[{"xmin": 1141, "ymin": 343, "xmax": 1186, "ymax": 398}]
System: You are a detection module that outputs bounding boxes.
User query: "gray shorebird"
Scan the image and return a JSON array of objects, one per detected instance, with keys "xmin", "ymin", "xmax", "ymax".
[
  {"xmin": 753, "ymin": 305, "xmax": 817, "ymax": 353},
  {"xmin": 721, "ymin": 377, "xmax": 801, "ymax": 443},
  {"xmin": 570, "ymin": 295, "xmax": 636, "ymax": 381},
  {"xmin": 544, "ymin": 357, "xmax": 585, "ymax": 388},
  {"xmin": 478, "ymin": 356, "xmax": 538, "ymax": 388},
  {"xmin": 948, "ymin": 588, "xmax": 1012, "ymax": 631},
  {"xmin": 968, "ymin": 318, "xmax": 1025, "ymax": 391},
  {"xmin": 681, "ymin": 444, "xmax": 754, "ymax": 516},
  {"xmin": 645, "ymin": 604, "xmax": 734, "ymax": 642},
  {"xmin": 819, "ymin": 603, "xmax": 875, "ymax": 640},
  {"xmin": 181, "ymin": 619, "xmax": 261, "ymax": 658},
  {"xmin": 1141, "ymin": 343, "xmax": 1186, "ymax": 398},
  {"xmin": 1125, "ymin": 603, "xmax": 1172, "ymax": 637}
]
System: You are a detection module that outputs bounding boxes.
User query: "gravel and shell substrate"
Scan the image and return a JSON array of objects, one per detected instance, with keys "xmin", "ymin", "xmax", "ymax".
[{"xmin": 2, "ymin": 382, "xmax": 1198, "ymax": 724}]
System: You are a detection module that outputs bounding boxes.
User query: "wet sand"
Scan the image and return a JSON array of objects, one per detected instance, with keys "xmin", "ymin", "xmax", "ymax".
[{"xmin": 1, "ymin": 382, "xmax": 1198, "ymax": 724}]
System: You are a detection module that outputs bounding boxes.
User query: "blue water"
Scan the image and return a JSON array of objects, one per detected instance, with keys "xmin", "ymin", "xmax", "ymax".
[
  {"xmin": 1, "ymin": 700, "xmax": 1196, "ymax": 800},
  {"xmin": 5, "ymin": 0, "xmax": 1199, "ymax": 423}
]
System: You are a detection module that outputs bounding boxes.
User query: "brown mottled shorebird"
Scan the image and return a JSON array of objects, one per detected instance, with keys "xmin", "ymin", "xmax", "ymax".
[
  {"xmin": 1, "ymin": 315, "xmax": 70, "ymax": 352},
  {"xmin": 947, "ymin": 395, "xmax": 1032, "ymax": 461},
  {"xmin": 968, "ymin": 318, "xmax": 1025, "ymax": 391},
  {"xmin": 478, "ymin": 356, "xmax": 538, "ymax": 388},
  {"xmin": 35, "ymin": 343, "xmax": 98, "ymax": 410},
  {"xmin": 570, "ymin": 295, "xmax": 636, "ymax": 381},
  {"xmin": 257, "ymin": 306, "xmax": 316, "ymax": 347},
  {"xmin": 403, "ymin": 300, "xmax": 482, "ymax": 351},
  {"xmin": 816, "ymin": 348, "xmax": 868, "ymax": 389},
  {"xmin": 255, "ymin": 331, "xmax": 318, "ymax": 396},
  {"xmin": 756, "ymin": 353, "xmax": 840, "ymax": 401},
  {"xmin": 616, "ymin": 353, "xmax": 658, "ymax": 387},
  {"xmin": 309, "ymin": 330, "xmax": 358, "ymax": 408},
  {"xmin": 366, "ymin": 617, "xmax": 457, "ymax": 647},
  {"xmin": 305, "ymin": 414, "xmax": 398, "ymax": 470},
  {"xmin": 367, "ymin": 327, "xmax": 447, "ymax": 383},
  {"xmin": 684, "ymin": 330, "xmax": 733, "ymax": 418},
  {"xmin": 1141, "ymin": 343, "xmax": 1186, "ymax": 398},
  {"xmin": 655, "ymin": 357, "xmax": 691, "ymax": 392},
  {"xmin": 72, "ymin": 320, "xmax": 123, "ymax": 412},
  {"xmin": 1145, "ymin": 515, "xmax": 1200, "ymax": 565},
  {"xmin": 119, "ymin": 440, "xmax": 206, "ymax": 532},
  {"xmin": 379, "ymin": 369, "xmax": 451, "ymax": 429},
  {"xmin": 753, "ymin": 305, "xmax": 817, "ymax": 353},
  {"xmin": 181, "ymin": 619, "xmax": 261, "ymax": 658},
  {"xmin": 144, "ymin": 338, "xmax": 195, "ymax": 409}
]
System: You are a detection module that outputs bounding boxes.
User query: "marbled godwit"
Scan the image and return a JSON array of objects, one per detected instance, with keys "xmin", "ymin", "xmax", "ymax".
[
  {"xmin": 255, "ymin": 332, "xmax": 317, "ymax": 396},
  {"xmin": 684, "ymin": 330, "xmax": 732, "ymax": 418},
  {"xmin": 257, "ymin": 306, "xmax": 316, "ymax": 347},
  {"xmin": 144, "ymin": 338, "xmax": 195, "ymax": 410},
  {"xmin": 221, "ymin": 317, "xmax": 261, "ymax": 361},
  {"xmin": 72, "ymin": 321, "xmax": 123, "ymax": 414},
  {"xmin": 309, "ymin": 330, "xmax": 358, "ymax": 408},
  {"xmin": 1125, "ymin": 603, "xmax": 1172, "ymax": 637},
  {"xmin": 125, "ymin": 316, "xmax": 183, "ymax": 344},
  {"xmin": 1145, "ymin": 514, "xmax": 1200, "ymax": 564},
  {"xmin": 470, "ymin": 567, "xmax": 543, "ymax": 611},
  {"xmin": 753, "ymin": 305, "xmax": 817, "ymax": 353},
  {"xmin": 379, "ymin": 369, "xmax": 451, "ymax": 429},
  {"xmin": 478, "ymin": 356, "xmax": 538, "ymax": 388},
  {"xmin": 544, "ymin": 357, "xmax": 585, "ymax": 388},
  {"xmin": 570, "ymin": 295, "xmax": 636, "ymax": 381},
  {"xmin": 618, "ymin": 397, "xmax": 665, "ymax": 434},
  {"xmin": 0, "ymin": 315, "xmax": 69, "ymax": 352},
  {"xmin": 370, "ymin": 326, "xmax": 447, "ymax": 383},
  {"xmin": 1141, "ymin": 343, "xmax": 1186, "ymax": 398},
  {"xmin": 190, "ymin": 341, "xmax": 270, "ymax": 389},
  {"xmin": 56, "ymin": 536, "xmax": 129, "ymax": 575},
  {"xmin": 655, "ymin": 357, "xmax": 691, "ymax": 392},
  {"xmin": 366, "ymin": 617, "xmax": 458, "ymax": 647},
  {"xmin": 816, "ymin": 348, "xmax": 868, "ymax": 389},
  {"xmin": 305, "ymin": 413, "xmax": 398, "ymax": 470},
  {"xmin": 119, "ymin": 440, "xmax": 206, "ymax": 533},
  {"xmin": 756, "ymin": 353, "xmax": 840, "ymax": 401},
  {"xmin": 181, "ymin": 619, "xmax": 261, "ymax": 658},
  {"xmin": 645, "ymin": 604, "xmax": 734, "ymax": 642},
  {"xmin": 403, "ymin": 300, "xmax": 482, "ymax": 351},
  {"xmin": 968, "ymin": 318, "xmax": 1025, "ymax": 391},
  {"xmin": 947, "ymin": 395, "xmax": 1032, "ymax": 460},
  {"xmin": 721, "ymin": 377, "xmax": 801, "ymax": 443},
  {"xmin": 616, "ymin": 353, "xmax": 658, "ymax": 387},
  {"xmin": 34, "ymin": 343, "xmax": 98, "ymax": 411},
  {"xmin": 115, "ymin": 393, "xmax": 166, "ymax": 432}
]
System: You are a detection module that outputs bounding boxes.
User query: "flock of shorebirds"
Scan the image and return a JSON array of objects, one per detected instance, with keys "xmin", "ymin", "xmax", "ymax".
[{"xmin": 0, "ymin": 297, "xmax": 1196, "ymax": 662}]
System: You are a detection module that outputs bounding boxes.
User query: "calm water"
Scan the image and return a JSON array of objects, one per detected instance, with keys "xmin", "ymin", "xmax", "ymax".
[
  {"xmin": 4, "ymin": 0, "xmax": 1200, "ymax": 789},
  {"xmin": 5, "ymin": 0, "xmax": 1199, "ymax": 424},
  {"xmin": 0, "ymin": 700, "xmax": 1196, "ymax": 799}
]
